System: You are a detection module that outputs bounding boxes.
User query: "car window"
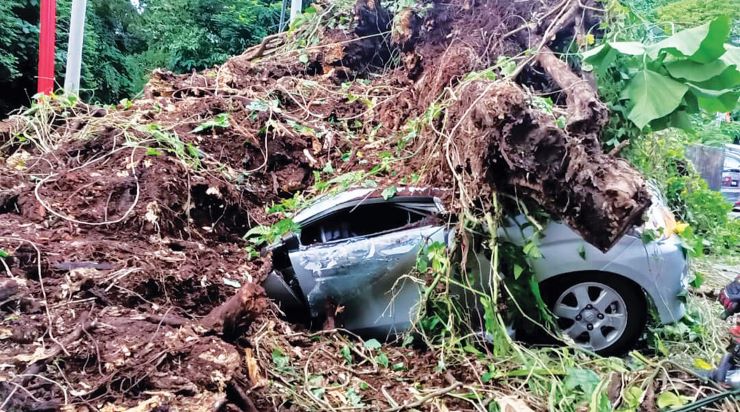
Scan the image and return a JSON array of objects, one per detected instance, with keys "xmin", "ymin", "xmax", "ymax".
[{"xmin": 299, "ymin": 202, "xmax": 431, "ymax": 246}]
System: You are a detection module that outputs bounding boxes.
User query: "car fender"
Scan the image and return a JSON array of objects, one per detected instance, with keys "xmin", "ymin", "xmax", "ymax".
[{"xmin": 534, "ymin": 235, "xmax": 686, "ymax": 323}]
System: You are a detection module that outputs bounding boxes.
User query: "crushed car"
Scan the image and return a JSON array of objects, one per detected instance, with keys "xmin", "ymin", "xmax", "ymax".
[{"xmin": 263, "ymin": 187, "xmax": 688, "ymax": 355}]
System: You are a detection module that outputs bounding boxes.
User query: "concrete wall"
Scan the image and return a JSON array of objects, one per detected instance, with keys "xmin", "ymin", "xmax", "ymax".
[{"xmin": 686, "ymin": 144, "xmax": 725, "ymax": 191}]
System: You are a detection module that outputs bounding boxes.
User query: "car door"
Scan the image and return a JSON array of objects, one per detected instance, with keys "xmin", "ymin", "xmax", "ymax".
[{"xmin": 288, "ymin": 201, "xmax": 447, "ymax": 336}]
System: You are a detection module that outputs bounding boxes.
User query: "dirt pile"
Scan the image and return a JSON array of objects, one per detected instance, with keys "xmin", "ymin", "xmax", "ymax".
[{"xmin": 0, "ymin": 0, "xmax": 654, "ymax": 410}]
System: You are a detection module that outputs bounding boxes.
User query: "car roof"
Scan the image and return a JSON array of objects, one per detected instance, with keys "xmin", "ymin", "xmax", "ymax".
[{"xmin": 292, "ymin": 187, "xmax": 445, "ymax": 224}]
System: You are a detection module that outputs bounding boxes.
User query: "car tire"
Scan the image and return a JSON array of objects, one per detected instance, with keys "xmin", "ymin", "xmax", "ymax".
[{"xmin": 542, "ymin": 272, "xmax": 647, "ymax": 356}]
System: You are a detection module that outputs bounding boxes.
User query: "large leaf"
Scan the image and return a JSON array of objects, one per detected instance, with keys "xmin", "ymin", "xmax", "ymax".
[
  {"xmin": 609, "ymin": 42, "xmax": 647, "ymax": 56},
  {"xmin": 582, "ymin": 42, "xmax": 644, "ymax": 71},
  {"xmin": 648, "ymin": 16, "xmax": 731, "ymax": 63},
  {"xmin": 582, "ymin": 44, "xmax": 612, "ymax": 70},
  {"xmin": 626, "ymin": 69, "xmax": 689, "ymax": 129},
  {"xmin": 687, "ymin": 84, "xmax": 740, "ymax": 112},
  {"xmin": 694, "ymin": 66, "xmax": 740, "ymax": 90},
  {"xmin": 664, "ymin": 59, "xmax": 734, "ymax": 82}
]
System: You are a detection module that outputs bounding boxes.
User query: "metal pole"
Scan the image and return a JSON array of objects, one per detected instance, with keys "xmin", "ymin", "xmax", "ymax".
[
  {"xmin": 64, "ymin": 0, "xmax": 87, "ymax": 95},
  {"xmin": 37, "ymin": 0, "xmax": 57, "ymax": 95},
  {"xmin": 289, "ymin": 0, "xmax": 302, "ymax": 24},
  {"xmin": 279, "ymin": 0, "xmax": 287, "ymax": 31}
]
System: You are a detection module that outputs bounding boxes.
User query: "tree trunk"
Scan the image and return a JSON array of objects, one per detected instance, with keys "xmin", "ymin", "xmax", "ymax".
[{"xmin": 447, "ymin": 81, "xmax": 651, "ymax": 251}]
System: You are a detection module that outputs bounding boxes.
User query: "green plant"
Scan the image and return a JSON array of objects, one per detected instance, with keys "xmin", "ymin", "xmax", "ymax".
[
  {"xmin": 626, "ymin": 130, "xmax": 740, "ymax": 254},
  {"xmin": 656, "ymin": 0, "xmax": 740, "ymax": 37},
  {"xmin": 192, "ymin": 113, "xmax": 230, "ymax": 133},
  {"xmin": 584, "ymin": 16, "xmax": 739, "ymax": 131},
  {"xmin": 143, "ymin": 124, "xmax": 203, "ymax": 169},
  {"xmin": 243, "ymin": 218, "xmax": 301, "ymax": 258}
]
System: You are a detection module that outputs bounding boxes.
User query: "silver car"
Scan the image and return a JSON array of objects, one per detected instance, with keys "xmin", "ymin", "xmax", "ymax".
[{"xmin": 264, "ymin": 188, "xmax": 688, "ymax": 355}]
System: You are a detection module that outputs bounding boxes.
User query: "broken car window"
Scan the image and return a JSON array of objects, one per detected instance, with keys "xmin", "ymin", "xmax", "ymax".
[{"xmin": 299, "ymin": 202, "xmax": 430, "ymax": 246}]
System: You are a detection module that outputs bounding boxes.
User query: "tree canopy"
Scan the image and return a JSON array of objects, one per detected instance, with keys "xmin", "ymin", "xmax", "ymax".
[{"xmin": 0, "ymin": 0, "xmax": 281, "ymax": 116}]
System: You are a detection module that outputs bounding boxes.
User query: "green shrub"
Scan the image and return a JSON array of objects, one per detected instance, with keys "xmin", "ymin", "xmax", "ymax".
[
  {"xmin": 656, "ymin": 0, "xmax": 740, "ymax": 36},
  {"xmin": 626, "ymin": 130, "xmax": 739, "ymax": 254}
]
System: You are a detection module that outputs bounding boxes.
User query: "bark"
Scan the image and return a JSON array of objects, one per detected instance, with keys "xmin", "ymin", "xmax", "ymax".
[
  {"xmin": 199, "ymin": 282, "xmax": 268, "ymax": 339},
  {"xmin": 536, "ymin": 46, "xmax": 609, "ymax": 141},
  {"xmin": 448, "ymin": 81, "xmax": 651, "ymax": 251}
]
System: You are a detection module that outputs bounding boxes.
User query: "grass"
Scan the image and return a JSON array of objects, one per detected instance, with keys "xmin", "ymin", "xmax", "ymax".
[{"xmin": 245, "ymin": 255, "xmax": 739, "ymax": 411}]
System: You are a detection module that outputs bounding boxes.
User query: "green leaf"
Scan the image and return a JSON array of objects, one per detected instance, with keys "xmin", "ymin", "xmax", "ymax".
[
  {"xmin": 623, "ymin": 386, "xmax": 644, "ymax": 408},
  {"xmin": 340, "ymin": 345, "xmax": 353, "ymax": 364},
  {"xmin": 626, "ymin": 69, "xmax": 689, "ymax": 129},
  {"xmin": 564, "ymin": 368, "xmax": 601, "ymax": 395},
  {"xmin": 694, "ymin": 66, "xmax": 740, "ymax": 90},
  {"xmin": 648, "ymin": 16, "xmax": 731, "ymax": 63},
  {"xmin": 656, "ymin": 392, "xmax": 688, "ymax": 409},
  {"xmin": 578, "ymin": 244, "xmax": 586, "ymax": 260},
  {"xmin": 416, "ymin": 254, "xmax": 429, "ymax": 272},
  {"xmin": 664, "ymin": 59, "xmax": 735, "ymax": 82},
  {"xmin": 248, "ymin": 100, "xmax": 269, "ymax": 112},
  {"xmin": 694, "ymin": 358, "xmax": 713, "ymax": 370},
  {"xmin": 555, "ymin": 116, "xmax": 567, "ymax": 129},
  {"xmin": 513, "ymin": 264, "xmax": 524, "ymax": 280},
  {"xmin": 271, "ymin": 348, "xmax": 289, "ymax": 368},
  {"xmin": 582, "ymin": 42, "xmax": 644, "ymax": 70},
  {"xmin": 690, "ymin": 271, "xmax": 705, "ymax": 288},
  {"xmin": 687, "ymin": 83, "xmax": 739, "ymax": 112},
  {"xmin": 582, "ymin": 44, "xmax": 608, "ymax": 65},
  {"xmin": 192, "ymin": 113, "xmax": 230, "ymax": 133},
  {"xmin": 186, "ymin": 143, "xmax": 202, "ymax": 159},
  {"xmin": 376, "ymin": 352, "xmax": 389, "ymax": 368},
  {"xmin": 311, "ymin": 387, "xmax": 326, "ymax": 399},
  {"xmin": 609, "ymin": 41, "xmax": 647, "ymax": 55},
  {"xmin": 381, "ymin": 186, "xmax": 397, "ymax": 200},
  {"xmin": 481, "ymin": 370, "xmax": 495, "ymax": 383},
  {"xmin": 363, "ymin": 339, "xmax": 382, "ymax": 350},
  {"xmin": 0, "ymin": 249, "xmax": 9, "ymax": 258},
  {"xmin": 523, "ymin": 241, "xmax": 542, "ymax": 259},
  {"xmin": 298, "ymin": 54, "xmax": 309, "ymax": 64},
  {"xmin": 345, "ymin": 388, "xmax": 364, "ymax": 407}
]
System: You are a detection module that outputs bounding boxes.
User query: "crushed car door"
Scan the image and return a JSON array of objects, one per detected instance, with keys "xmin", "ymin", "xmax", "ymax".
[{"xmin": 288, "ymin": 203, "xmax": 447, "ymax": 334}]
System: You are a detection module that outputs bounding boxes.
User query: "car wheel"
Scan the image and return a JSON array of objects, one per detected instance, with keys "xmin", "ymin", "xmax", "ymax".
[{"xmin": 544, "ymin": 272, "xmax": 647, "ymax": 356}]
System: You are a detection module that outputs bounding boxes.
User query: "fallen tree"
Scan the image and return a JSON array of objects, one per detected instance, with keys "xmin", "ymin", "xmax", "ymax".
[{"xmin": 0, "ymin": 0, "xmax": 656, "ymax": 410}]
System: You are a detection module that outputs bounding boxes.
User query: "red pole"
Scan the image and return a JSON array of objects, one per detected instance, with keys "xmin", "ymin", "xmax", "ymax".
[{"xmin": 38, "ymin": 0, "xmax": 57, "ymax": 95}]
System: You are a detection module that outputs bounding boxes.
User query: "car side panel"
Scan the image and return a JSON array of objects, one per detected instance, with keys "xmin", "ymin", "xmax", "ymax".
[
  {"xmin": 288, "ymin": 225, "xmax": 447, "ymax": 336},
  {"xmin": 529, "ymin": 222, "xmax": 687, "ymax": 323}
]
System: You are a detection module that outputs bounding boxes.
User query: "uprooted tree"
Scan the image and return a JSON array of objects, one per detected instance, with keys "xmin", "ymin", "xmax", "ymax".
[{"xmin": 0, "ymin": 0, "xmax": 672, "ymax": 409}]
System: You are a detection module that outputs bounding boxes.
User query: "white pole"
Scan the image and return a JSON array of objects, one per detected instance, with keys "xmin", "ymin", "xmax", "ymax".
[
  {"xmin": 64, "ymin": 0, "xmax": 87, "ymax": 95},
  {"xmin": 289, "ymin": 0, "xmax": 302, "ymax": 24}
]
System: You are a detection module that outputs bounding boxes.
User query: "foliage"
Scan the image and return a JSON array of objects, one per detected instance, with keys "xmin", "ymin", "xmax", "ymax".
[
  {"xmin": 584, "ymin": 16, "xmax": 740, "ymax": 131},
  {"xmin": 656, "ymin": 0, "xmax": 740, "ymax": 37},
  {"xmin": 0, "ymin": 0, "xmax": 282, "ymax": 115},
  {"xmin": 192, "ymin": 113, "xmax": 231, "ymax": 133},
  {"xmin": 0, "ymin": 0, "xmax": 44, "ymax": 115},
  {"xmin": 626, "ymin": 130, "xmax": 740, "ymax": 253},
  {"xmin": 133, "ymin": 0, "xmax": 281, "ymax": 73}
]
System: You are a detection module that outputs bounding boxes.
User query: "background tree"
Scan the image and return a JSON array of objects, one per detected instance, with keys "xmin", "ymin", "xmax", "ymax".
[{"xmin": 0, "ymin": 0, "xmax": 281, "ymax": 116}]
